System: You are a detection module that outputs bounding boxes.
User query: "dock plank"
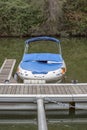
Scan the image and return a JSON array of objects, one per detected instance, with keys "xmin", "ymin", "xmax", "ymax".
[
  {"xmin": 40, "ymin": 85, "xmax": 45, "ymax": 94},
  {"xmin": 2, "ymin": 86, "xmax": 9, "ymax": 94},
  {"xmin": 36, "ymin": 85, "xmax": 41, "ymax": 94},
  {"xmin": 32, "ymin": 85, "xmax": 37, "ymax": 94},
  {"xmin": 51, "ymin": 85, "xmax": 58, "ymax": 94},
  {"xmin": 71, "ymin": 85, "xmax": 82, "ymax": 94},
  {"xmin": 56, "ymin": 86, "xmax": 62, "ymax": 94},
  {"xmin": 28, "ymin": 85, "xmax": 33, "ymax": 94},
  {"xmin": 82, "ymin": 85, "xmax": 87, "ymax": 92},
  {"xmin": 7, "ymin": 85, "xmax": 14, "ymax": 94},
  {"xmin": 23, "ymin": 85, "xmax": 29, "ymax": 94},
  {"xmin": 47, "ymin": 85, "xmax": 52, "ymax": 94},
  {"xmin": 16, "ymin": 85, "xmax": 21, "ymax": 94},
  {"xmin": 11, "ymin": 85, "xmax": 18, "ymax": 94},
  {"xmin": 62, "ymin": 85, "xmax": 71, "ymax": 94},
  {"xmin": 0, "ymin": 86, "xmax": 5, "ymax": 94}
]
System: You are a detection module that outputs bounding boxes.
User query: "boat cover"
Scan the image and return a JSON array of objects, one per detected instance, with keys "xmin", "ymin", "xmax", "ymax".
[
  {"xmin": 20, "ymin": 53, "xmax": 63, "ymax": 74},
  {"xmin": 22, "ymin": 53, "xmax": 63, "ymax": 62}
]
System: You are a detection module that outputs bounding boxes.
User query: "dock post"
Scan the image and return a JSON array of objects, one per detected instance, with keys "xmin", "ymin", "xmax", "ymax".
[
  {"xmin": 37, "ymin": 98, "xmax": 48, "ymax": 130},
  {"xmin": 69, "ymin": 102, "xmax": 75, "ymax": 115}
]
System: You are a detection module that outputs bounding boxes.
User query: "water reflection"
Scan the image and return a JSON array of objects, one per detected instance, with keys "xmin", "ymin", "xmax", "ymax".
[{"xmin": 0, "ymin": 108, "xmax": 87, "ymax": 130}]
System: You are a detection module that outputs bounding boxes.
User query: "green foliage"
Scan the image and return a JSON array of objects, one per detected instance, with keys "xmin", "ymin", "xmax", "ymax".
[
  {"xmin": 0, "ymin": 0, "xmax": 87, "ymax": 36},
  {"xmin": 63, "ymin": 0, "xmax": 87, "ymax": 36},
  {"xmin": 0, "ymin": 0, "xmax": 44, "ymax": 36}
]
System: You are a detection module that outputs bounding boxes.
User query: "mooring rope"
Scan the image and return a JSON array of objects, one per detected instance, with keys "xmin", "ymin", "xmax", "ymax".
[{"xmin": 45, "ymin": 98, "xmax": 87, "ymax": 110}]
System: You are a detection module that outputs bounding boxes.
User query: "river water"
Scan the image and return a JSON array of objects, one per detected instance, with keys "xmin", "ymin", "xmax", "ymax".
[
  {"xmin": 0, "ymin": 109, "xmax": 87, "ymax": 130},
  {"xmin": 0, "ymin": 37, "xmax": 87, "ymax": 129}
]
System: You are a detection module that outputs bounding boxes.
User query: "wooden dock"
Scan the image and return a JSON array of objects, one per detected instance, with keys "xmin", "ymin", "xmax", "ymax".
[
  {"xmin": 0, "ymin": 83, "xmax": 87, "ymax": 102},
  {"xmin": 0, "ymin": 59, "xmax": 87, "ymax": 130},
  {"xmin": 0, "ymin": 59, "xmax": 16, "ymax": 83}
]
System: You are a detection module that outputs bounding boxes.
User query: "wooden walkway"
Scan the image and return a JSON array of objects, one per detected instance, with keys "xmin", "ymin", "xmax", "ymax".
[
  {"xmin": 0, "ymin": 83, "xmax": 87, "ymax": 102},
  {"xmin": 0, "ymin": 83, "xmax": 87, "ymax": 95},
  {"xmin": 0, "ymin": 59, "xmax": 16, "ymax": 83}
]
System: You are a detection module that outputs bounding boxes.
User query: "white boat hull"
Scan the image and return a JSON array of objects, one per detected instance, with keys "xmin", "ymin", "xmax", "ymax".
[{"xmin": 17, "ymin": 61, "xmax": 66, "ymax": 83}]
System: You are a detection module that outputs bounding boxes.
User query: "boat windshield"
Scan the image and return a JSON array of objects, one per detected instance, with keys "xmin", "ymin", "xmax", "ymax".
[{"xmin": 24, "ymin": 41, "xmax": 61, "ymax": 54}]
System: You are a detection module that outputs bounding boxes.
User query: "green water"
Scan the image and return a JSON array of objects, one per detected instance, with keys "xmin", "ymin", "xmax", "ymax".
[
  {"xmin": 0, "ymin": 37, "xmax": 87, "ymax": 129},
  {"xmin": 0, "ymin": 124, "xmax": 37, "ymax": 130},
  {"xmin": 61, "ymin": 38, "xmax": 87, "ymax": 83},
  {"xmin": 0, "ymin": 109, "xmax": 87, "ymax": 130},
  {"xmin": 0, "ymin": 124, "xmax": 87, "ymax": 130}
]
